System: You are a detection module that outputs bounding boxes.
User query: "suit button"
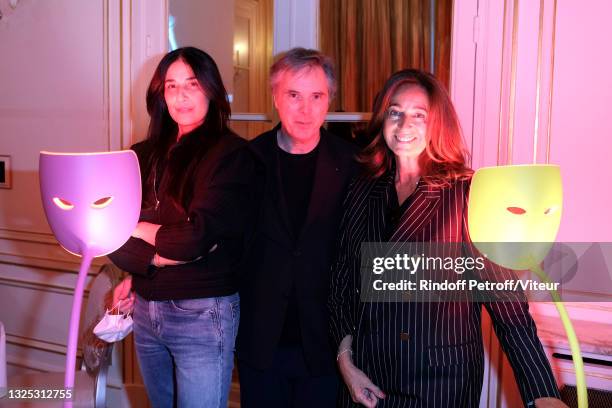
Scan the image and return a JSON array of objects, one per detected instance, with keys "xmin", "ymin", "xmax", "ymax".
[
  {"xmin": 293, "ymin": 250, "xmax": 301, "ymax": 257},
  {"xmin": 400, "ymin": 332, "xmax": 410, "ymax": 341}
]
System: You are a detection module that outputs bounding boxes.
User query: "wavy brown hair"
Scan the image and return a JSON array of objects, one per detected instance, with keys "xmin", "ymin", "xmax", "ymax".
[{"xmin": 359, "ymin": 69, "xmax": 472, "ymax": 187}]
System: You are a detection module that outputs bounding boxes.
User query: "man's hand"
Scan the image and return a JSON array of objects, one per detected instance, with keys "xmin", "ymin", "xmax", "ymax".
[{"xmin": 534, "ymin": 397, "xmax": 569, "ymax": 407}]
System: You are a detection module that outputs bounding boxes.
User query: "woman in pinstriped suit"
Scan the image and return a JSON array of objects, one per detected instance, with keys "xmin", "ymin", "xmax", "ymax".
[{"xmin": 328, "ymin": 70, "xmax": 566, "ymax": 408}]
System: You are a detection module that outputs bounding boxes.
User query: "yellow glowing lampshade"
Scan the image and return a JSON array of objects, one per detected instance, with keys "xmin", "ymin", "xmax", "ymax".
[
  {"xmin": 468, "ymin": 165, "xmax": 562, "ymax": 270},
  {"xmin": 468, "ymin": 164, "xmax": 587, "ymax": 407}
]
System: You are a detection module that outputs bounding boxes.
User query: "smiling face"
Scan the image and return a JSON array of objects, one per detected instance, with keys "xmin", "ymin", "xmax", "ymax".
[
  {"xmin": 164, "ymin": 59, "xmax": 209, "ymax": 137},
  {"xmin": 382, "ymin": 84, "xmax": 429, "ymax": 161},
  {"xmin": 273, "ymin": 66, "xmax": 330, "ymax": 144}
]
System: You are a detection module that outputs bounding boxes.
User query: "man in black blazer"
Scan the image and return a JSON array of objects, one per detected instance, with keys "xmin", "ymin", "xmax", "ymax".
[{"xmin": 237, "ymin": 48, "xmax": 357, "ymax": 407}]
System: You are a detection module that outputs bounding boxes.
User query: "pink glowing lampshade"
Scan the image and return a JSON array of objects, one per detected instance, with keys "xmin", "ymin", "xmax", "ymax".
[
  {"xmin": 40, "ymin": 151, "xmax": 141, "ymax": 257},
  {"xmin": 39, "ymin": 150, "xmax": 140, "ymax": 407}
]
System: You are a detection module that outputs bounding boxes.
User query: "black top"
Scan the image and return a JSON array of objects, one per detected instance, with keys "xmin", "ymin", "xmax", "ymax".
[
  {"xmin": 386, "ymin": 180, "xmax": 422, "ymax": 239},
  {"xmin": 276, "ymin": 143, "xmax": 319, "ymax": 345},
  {"xmin": 237, "ymin": 124, "xmax": 358, "ymax": 375},
  {"xmin": 277, "ymin": 144, "xmax": 319, "ymax": 238},
  {"xmin": 108, "ymin": 131, "xmax": 254, "ymax": 301}
]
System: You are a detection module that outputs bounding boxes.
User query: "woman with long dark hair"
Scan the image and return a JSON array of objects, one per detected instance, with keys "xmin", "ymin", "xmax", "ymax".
[
  {"xmin": 328, "ymin": 69, "xmax": 565, "ymax": 407},
  {"xmin": 109, "ymin": 47, "xmax": 252, "ymax": 407}
]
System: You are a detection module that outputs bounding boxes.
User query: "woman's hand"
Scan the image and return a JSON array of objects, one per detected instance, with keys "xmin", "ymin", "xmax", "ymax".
[
  {"xmin": 131, "ymin": 222, "xmax": 161, "ymax": 246},
  {"xmin": 152, "ymin": 254, "xmax": 204, "ymax": 268},
  {"xmin": 337, "ymin": 335, "xmax": 385, "ymax": 407},
  {"xmin": 112, "ymin": 276, "xmax": 135, "ymax": 314},
  {"xmin": 338, "ymin": 353, "xmax": 385, "ymax": 407}
]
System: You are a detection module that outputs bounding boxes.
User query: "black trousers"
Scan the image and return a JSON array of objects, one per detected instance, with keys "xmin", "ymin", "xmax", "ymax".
[{"xmin": 238, "ymin": 345, "xmax": 338, "ymax": 408}]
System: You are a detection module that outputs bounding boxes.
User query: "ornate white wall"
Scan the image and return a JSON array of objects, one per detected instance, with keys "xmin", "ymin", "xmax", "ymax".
[
  {"xmin": 0, "ymin": 0, "xmax": 127, "ymax": 405},
  {"xmin": 451, "ymin": 1, "xmax": 612, "ymax": 406}
]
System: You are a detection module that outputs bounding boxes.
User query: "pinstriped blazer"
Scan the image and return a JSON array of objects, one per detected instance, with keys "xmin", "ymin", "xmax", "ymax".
[{"xmin": 328, "ymin": 171, "xmax": 560, "ymax": 408}]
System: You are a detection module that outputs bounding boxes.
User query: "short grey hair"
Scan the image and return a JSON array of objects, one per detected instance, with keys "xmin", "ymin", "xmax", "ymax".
[{"xmin": 270, "ymin": 47, "xmax": 337, "ymax": 99}]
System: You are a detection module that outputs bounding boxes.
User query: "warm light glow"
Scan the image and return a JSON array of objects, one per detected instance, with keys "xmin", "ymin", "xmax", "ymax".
[
  {"xmin": 234, "ymin": 42, "xmax": 247, "ymax": 65},
  {"xmin": 52, "ymin": 197, "xmax": 74, "ymax": 210},
  {"xmin": 234, "ymin": 42, "xmax": 246, "ymax": 54},
  {"xmin": 87, "ymin": 211, "xmax": 108, "ymax": 248}
]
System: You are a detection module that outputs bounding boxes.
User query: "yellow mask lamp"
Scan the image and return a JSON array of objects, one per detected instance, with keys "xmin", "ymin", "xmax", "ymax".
[{"xmin": 468, "ymin": 164, "xmax": 586, "ymax": 408}]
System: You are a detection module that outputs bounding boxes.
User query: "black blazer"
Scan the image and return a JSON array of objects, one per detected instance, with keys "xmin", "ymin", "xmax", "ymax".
[
  {"xmin": 328, "ymin": 171, "xmax": 561, "ymax": 407},
  {"xmin": 237, "ymin": 125, "xmax": 357, "ymax": 375}
]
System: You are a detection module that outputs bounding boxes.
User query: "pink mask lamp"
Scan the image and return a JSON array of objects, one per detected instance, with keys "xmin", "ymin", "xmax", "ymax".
[{"xmin": 39, "ymin": 151, "xmax": 140, "ymax": 407}]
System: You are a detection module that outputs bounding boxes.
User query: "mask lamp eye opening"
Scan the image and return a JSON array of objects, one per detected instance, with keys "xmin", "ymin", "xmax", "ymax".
[
  {"xmin": 544, "ymin": 206, "xmax": 558, "ymax": 215},
  {"xmin": 52, "ymin": 197, "xmax": 74, "ymax": 211},
  {"xmin": 506, "ymin": 206, "xmax": 526, "ymax": 215},
  {"xmin": 91, "ymin": 196, "xmax": 114, "ymax": 209}
]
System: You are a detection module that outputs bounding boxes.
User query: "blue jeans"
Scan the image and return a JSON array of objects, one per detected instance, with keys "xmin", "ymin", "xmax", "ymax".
[{"xmin": 133, "ymin": 292, "xmax": 239, "ymax": 408}]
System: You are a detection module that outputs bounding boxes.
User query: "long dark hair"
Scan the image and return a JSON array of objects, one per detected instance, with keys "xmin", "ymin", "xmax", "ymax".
[
  {"xmin": 359, "ymin": 69, "xmax": 472, "ymax": 187},
  {"xmin": 143, "ymin": 47, "xmax": 232, "ymax": 210}
]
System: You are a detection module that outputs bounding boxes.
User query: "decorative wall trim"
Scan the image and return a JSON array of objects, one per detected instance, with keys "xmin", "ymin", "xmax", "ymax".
[
  {"xmin": 0, "ymin": 254, "xmax": 102, "ymax": 275},
  {"xmin": 129, "ymin": 0, "xmax": 167, "ymax": 144},
  {"xmin": 229, "ymin": 112, "xmax": 373, "ymax": 123},
  {"xmin": 532, "ymin": 302, "xmax": 612, "ymax": 319},
  {"xmin": 448, "ymin": 0, "xmax": 478, "ymax": 162},
  {"xmin": 531, "ymin": 0, "xmax": 558, "ymax": 165},
  {"xmin": 0, "ymin": 228, "xmax": 56, "ymax": 244},
  {"xmin": 545, "ymin": 0, "xmax": 558, "ymax": 164},
  {"xmin": 107, "ymin": 0, "xmax": 123, "ymax": 151},
  {"xmin": 496, "ymin": 0, "xmax": 509, "ymax": 165},
  {"xmin": 0, "ymin": 275, "xmax": 94, "ymax": 295},
  {"xmin": 0, "ymin": 252, "xmax": 103, "ymax": 276},
  {"xmin": 0, "ymin": 228, "xmax": 104, "ymax": 274},
  {"xmin": 533, "ymin": 0, "xmax": 545, "ymax": 164},
  {"xmin": 325, "ymin": 112, "xmax": 372, "ymax": 122},
  {"xmin": 273, "ymin": 0, "xmax": 319, "ymax": 54},
  {"xmin": 7, "ymin": 356, "xmax": 64, "ymax": 374},
  {"xmin": 507, "ymin": 0, "xmax": 520, "ymax": 165},
  {"xmin": 7, "ymin": 333, "xmax": 73, "ymax": 355},
  {"xmin": 104, "ymin": 0, "xmax": 110, "ymax": 150},
  {"xmin": 120, "ymin": 0, "xmax": 132, "ymax": 150}
]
